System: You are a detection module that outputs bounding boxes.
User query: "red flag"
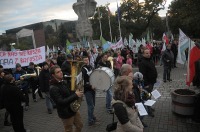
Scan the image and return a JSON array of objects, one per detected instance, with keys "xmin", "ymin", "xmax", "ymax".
[
  {"xmin": 163, "ymin": 33, "xmax": 169, "ymax": 45},
  {"xmin": 186, "ymin": 46, "xmax": 200, "ymax": 86}
]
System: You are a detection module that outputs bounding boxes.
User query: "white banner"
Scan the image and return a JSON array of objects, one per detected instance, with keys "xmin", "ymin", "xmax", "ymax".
[
  {"xmin": 0, "ymin": 46, "xmax": 45, "ymax": 69},
  {"xmin": 110, "ymin": 38, "xmax": 123, "ymax": 50},
  {"xmin": 177, "ymin": 29, "xmax": 189, "ymax": 64}
]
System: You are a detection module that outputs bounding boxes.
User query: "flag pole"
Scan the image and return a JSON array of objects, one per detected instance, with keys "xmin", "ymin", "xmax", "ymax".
[
  {"xmin": 106, "ymin": 3, "xmax": 112, "ymax": 42},
  {"xmin": 116, "ymin": 0, "xmax": 122, "ymax": 39}
]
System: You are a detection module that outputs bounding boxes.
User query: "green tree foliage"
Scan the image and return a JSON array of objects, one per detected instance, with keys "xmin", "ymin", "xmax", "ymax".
[
  {"xmin": 168, "ymin": 0, "xmax": 200, "ymax": 38},
  {"xmin": 91, "ymin": 6, "xmax": 119, "ymax": 41},
  {"xmin": 58, "ymin": 23, "xmax": 68, "ymax": 47},
  {"xmin": 91, "ymin": 1, "xmax": 166, "ymax": 41}
]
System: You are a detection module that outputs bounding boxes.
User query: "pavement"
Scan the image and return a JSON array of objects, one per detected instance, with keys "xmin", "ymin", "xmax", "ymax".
[{"xmin": 1, "ymin": 64, "xmax": 200, "ymax": 132}]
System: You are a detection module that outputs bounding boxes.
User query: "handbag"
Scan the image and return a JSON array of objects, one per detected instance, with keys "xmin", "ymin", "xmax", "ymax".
[{"xmin": 106, "ymin": 112, "xmax": 117, "ymax": 131}]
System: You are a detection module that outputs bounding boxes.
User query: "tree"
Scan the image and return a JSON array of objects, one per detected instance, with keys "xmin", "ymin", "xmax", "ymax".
[
  {"xmin": 168, "ymin": 0, "xmax": 200, "ymax": 38},
  {"xmin": 58, "ymin": 23, "xmax": 68, "ymax": 47}
]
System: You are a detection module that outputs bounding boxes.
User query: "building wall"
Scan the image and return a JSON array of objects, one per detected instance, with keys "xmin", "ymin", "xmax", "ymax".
[{"xmin": 34, "ymin": 29, "xmax": 46, "ymax": 47}]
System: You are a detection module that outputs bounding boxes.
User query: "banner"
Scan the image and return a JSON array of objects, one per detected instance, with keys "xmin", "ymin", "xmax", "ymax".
[
  {"xmin": 0, "ymin": 46, "xmax": 45, "ymax": 69},
  {"xmin": 177, "ymin": 29, "xmax": 189, "ymax": 64},
  {"xmin": 110, "ymin": 38, "xmax": 123, "ymax": 50}
]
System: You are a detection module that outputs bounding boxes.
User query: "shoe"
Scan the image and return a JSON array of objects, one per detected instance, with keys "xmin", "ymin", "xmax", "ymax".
[
  {"xmin": 33, "ymin": 99, "xmax": 37, "ymax": 102},
  {"xmin": 142, "ymin": 121, "xmax": 148, "ymax": 127},
  {"xmin": 168, "ymin": 79, "xmax": 172, "ymax": 82},
  {"xmin": 163, "ymin": 80, "xmax": 166, "ymax": 83},
  {"xmin": 25, "ymin": 106, "xmax": 29, "ymax": 111},
  {"xmin": 107, "ymin": 109, "xmax": 114, "ymax": 114},
  {"xmin": 4, "ymin": 121, "xmax": 12, "ymax": 126},
  {"xmin": 48, "ymin": 109, "xmax": 52, "ymax": 114},
  {"xmin": 53, "ymin": 105, "xmax": 57, "ymax": 109},
  {"xmin": 150, "ymin": 107, "xmax": 155, "ymax": 112},
  {"xmin": 88, "ymin": 121, "xmax": 100, "ymax": 126},
  {"xmin": 93, "ymin": 117, "xmax": 100, "ymax": 122},
  {"xmin": 40, "ymin": 97, "xmax": 45, "ymax": 99},
  {"xmin": 174, "ymin": 66, "xmax": 177, "ymax": 68},
  {"xmin": 148, "ymin": 112, "xmax": 154, "ymax": 117}
]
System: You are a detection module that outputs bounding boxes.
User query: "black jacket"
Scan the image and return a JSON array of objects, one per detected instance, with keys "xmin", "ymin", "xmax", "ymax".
[
  {"xmin": 81, "ymin": 64, "xmax": 94, "ymax": 93},
  {"xmin": 39, "ymin": 69, "xmax": 50, "ymax": 92},
  {"xmin": 98, "ymin": 60, "xmax": 111, "ymax": 68},
  {"xmin": 162, "ymin": 49, "xmax": 174, "ymax": 67},
  {"xmin": 138, "ymin": 57, "xmax": 157, "ymax": 86},
  {"xmin": 1, "ymin": 82, "xmax": 25, "ymax": 110},
  {"xmin": 50, "ymin": 79, "xmax": 79, "ymax": 119}
]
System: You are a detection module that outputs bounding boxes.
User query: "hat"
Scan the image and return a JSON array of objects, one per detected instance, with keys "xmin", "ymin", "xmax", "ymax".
[
  {"xmin": 29, "ymin": 62, "xmax": 34, "ymax": 66},
  {"xmin": 42, "ymin": 62, "xmax": 48, "ymax": 67},
  {"xmin": 16, "ymin": 63, "xmax": 21, "ymax": 68},
  {"xmin": 67, "ymin": 54, "xmax": 73, "ymax": 59}
]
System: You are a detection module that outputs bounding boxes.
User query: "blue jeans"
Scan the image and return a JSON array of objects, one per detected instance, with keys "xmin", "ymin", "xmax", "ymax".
[
  {"xmin": 85, "ymin": 91, "xmax": 95, "ymax": 124},
  {"xmin": 45, "ymin": 92, "xmax": 53, "ymax": 110},
  {"xmin": 106, "ymin": 87, "xmax": 113, "ymax": 110}
]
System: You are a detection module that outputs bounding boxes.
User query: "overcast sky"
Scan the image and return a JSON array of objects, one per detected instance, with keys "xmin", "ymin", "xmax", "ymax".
[{"xmin": 0, "ymin": 0, "xmax": 172, "ymax": 35}]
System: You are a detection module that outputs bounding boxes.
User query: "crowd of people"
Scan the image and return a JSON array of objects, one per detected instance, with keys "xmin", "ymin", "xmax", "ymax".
[{"xmin": 0, "ymin": 40, "xmax": 179, "ymax": 132}]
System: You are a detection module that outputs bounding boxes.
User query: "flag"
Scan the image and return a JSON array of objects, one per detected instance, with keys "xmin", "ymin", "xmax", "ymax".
[
  {"xmin": 162, "ymin": 33, "xmax": 169, "ymax": 45},
  {"xmin": 117, "ymin": 2, "xmax": 121, "ymax": 21},
  {"xmin": 177, "ymin": 29, "xmax": 189, "ymax": 64},
  {"xmin": 53, "ymin": 45, "xmax": 55, "ymax": 52},
  {"xmin": 100, "ymin": 36, "xmax": 107, "ymax": 45},
  {"xmin": 147, "ymin": 30, "xmax": 150, "ymax": 42},
  {"xmin": 129, "ymin": 33, "xmax": 133, "ymax": 47},
  {"xmin": 161, "ymin": 43, "xmax": 166, "ymax": 51},
  {"xmin": 46, "ymin": 45, "xmax": 50, "ymax": 57},
  {"xmin": 66, "ymin": 39, "xmax": 71, "ymax": 53},
  {"xmin": 186, "ymin": 40, "xmax": 199, "ymax": 86},
  {"xmin": 124, "ymin": 37, "xmax": 128, "ymax": 46},
  {"xmin": 11, "ymin": 45, "xmax": 15, "ymax": 51}
]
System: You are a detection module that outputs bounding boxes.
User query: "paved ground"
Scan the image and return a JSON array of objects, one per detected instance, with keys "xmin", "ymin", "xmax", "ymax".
[{"xmin": 0, "ymin": 64, "xmax": 200, "ymax": 132}]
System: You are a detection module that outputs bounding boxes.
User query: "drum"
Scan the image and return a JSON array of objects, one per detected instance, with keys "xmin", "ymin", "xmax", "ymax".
[{"xmin": 89, "ymin": 67, "xmax": 115, "ymax": 91}]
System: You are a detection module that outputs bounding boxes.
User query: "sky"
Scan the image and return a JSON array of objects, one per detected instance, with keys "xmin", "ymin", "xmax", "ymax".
[{"xmin": 0, "ymin": 0, "xmax": 172, "ymax": 35}]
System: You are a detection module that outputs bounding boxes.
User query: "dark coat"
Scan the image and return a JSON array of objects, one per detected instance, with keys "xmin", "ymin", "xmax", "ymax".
[
  {"xmin": 162, "ymin": 49, "xmax": 174, "ymax": 67},
  {"xmin": 81, "ymin": 64, "xmax": 94, "ymax": 93},
  {"xmin": 39, "ymin": 69, "xmax": 50, "ymax": 92},
  {"xmin": 1, "ymin": 82, "xmax": 25, "ymax": 110},
  {"xmin": 50, "ymin": 79, "xmax": 79, "ymax": 119},
  {"xmin": 138, "ymin": 57, "xmax": 158, "ymax": 86}
]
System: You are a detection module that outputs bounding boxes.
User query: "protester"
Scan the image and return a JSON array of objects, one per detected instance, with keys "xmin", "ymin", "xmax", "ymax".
[
  {"xmin": 81, "ymin": 56, "xmax": 99, "ymax": 126},
  {"xmin": 97, "ymin": 53, "xmax": 113, "ymax": 113},
  {"xmin": 0, "ymin": 69, "xmax": 12, "ymax": 126},
  {"xmin": 1, "ymin": 74, "xmax": 28, "ymax": 132},
  {"xmin": 112, "ymin": 76, "xmax": 143, "ymax": 132},
  {"xmin": 49, "ymin": 65, "xmax": 83, "ymax": 132},
  {"xmin": 39, "ymin": 62, "xmax": 53, "ymax": 114},
  {"xmin": 162, "ymin": 44, "xmax": 174, "ymax": 82},
  {"xmin": 138, "ymin": 48, "xmax": 157, "ymax": 117}
]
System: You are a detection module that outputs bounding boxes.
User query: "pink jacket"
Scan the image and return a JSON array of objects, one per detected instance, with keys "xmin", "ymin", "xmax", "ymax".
[{"xmin": 116, "ymin": 55, "xmax": 123, "ymax": 69}]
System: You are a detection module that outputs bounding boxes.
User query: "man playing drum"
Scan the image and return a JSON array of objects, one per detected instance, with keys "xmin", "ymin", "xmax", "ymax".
[
  {"xmin": 97, "ymin": 53, "xmax": 113, "ymax": 113},
  {"xmin": 82, "ymin": 56, "xmax": 99, "ymax": 126}
]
